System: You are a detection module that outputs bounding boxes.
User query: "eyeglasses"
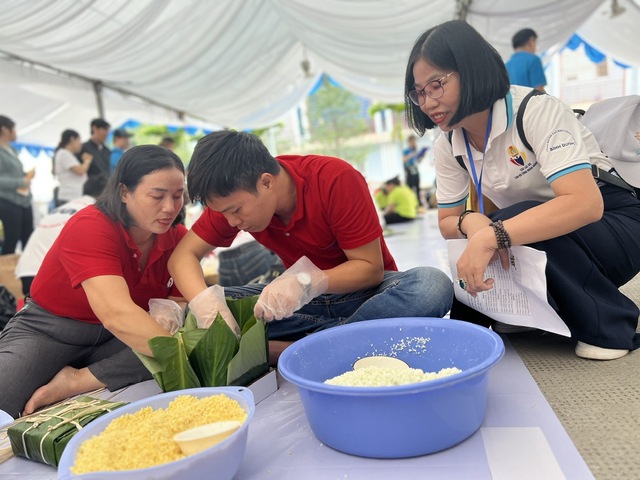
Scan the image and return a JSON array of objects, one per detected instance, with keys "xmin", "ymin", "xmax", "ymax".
[{"xmin": 408, "ymin": 72, "xmax": 455, "ymax": 106}]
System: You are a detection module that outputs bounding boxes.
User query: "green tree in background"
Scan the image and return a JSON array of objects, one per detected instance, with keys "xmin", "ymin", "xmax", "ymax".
[
  {"xmin": 306, "ymin": 75, "xmax": 371, "ymax": 169},
  {"xmin": 249, "ymin": 123, "xmax": 292, "ymax": 156},
  {"xmin": 368, "ymin": 102, "xmax": 406, "ymax": 143}
]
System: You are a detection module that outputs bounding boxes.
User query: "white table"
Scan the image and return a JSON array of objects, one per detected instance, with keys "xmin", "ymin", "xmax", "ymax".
[{"xmin": 0, "ymin": 338, "xmax": 594, "ymax": 479}]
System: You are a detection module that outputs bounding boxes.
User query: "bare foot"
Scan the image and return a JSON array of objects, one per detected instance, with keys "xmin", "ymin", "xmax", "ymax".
[
  {"xmin": 269, "ymin": 340, "xmax": 294, "ymax": 366},
  {"xmin": 23, "ymin": 366, "xmax": 105, "ymax": 415}
]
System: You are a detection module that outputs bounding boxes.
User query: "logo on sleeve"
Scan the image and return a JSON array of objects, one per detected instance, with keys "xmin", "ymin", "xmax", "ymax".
[
  {"xmin": 508, "ymin": 145, "xmax": 526, "ymax": 167},
  {"xmin": 546, "ymin": 129, "xmax": 577, "ymax": 152}
]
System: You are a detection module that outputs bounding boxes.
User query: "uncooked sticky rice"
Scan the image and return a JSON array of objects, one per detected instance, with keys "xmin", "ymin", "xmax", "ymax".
[{"xmin": 325, "ymin": 366, "xmax": 462, "ymax": 387}]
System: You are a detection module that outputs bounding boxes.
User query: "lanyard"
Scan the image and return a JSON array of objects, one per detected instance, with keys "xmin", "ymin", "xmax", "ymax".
[{"xmin": 462, "ymin": 106, "xmax": 493, "ymax": 214}]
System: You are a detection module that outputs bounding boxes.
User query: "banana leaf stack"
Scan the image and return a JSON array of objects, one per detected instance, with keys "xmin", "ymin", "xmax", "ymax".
[
  {"xmin": 7, "ymin": 396, "xmax": 126, "ymax": 466},
  {"xmin": 136, "ymin": 295, "xmax": 270, "ymax": 392}
]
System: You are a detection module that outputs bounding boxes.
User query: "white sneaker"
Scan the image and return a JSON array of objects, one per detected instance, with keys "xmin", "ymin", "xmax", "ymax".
[
  {"xmin": 492, "ymin": 322, "xmax": 536, "ymax": 334},
  {"xmin": 575, "ymin": 341, "xmax": 629, "ymax": 360}
]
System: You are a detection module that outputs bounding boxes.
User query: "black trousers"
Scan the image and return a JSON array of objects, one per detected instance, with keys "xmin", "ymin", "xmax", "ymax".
[
  {"xmin": 0, "ymin": 198, "xmax": 33, "ymax": 254},
  {"xmin": 405, "ymin": 171, "xmax": 422, "ymax": 206},
  {"xmin": 384, "ymin": 212, "xmax": 414, "ymax": 225},
  {"xmin": 451, "ymin": 184, "xmax": 640, "ymax": 350}
]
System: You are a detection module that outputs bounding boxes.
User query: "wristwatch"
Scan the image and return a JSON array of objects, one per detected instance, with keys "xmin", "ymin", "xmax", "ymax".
[{"xmin": 296, "ymin": 272, "xmax": 312, "ymax": 288}]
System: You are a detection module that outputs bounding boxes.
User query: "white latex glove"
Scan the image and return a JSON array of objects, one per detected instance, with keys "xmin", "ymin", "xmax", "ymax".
[
  {"xmin": 188, "ymin": 285, "xmax": 241, "ymax": 336},
  {"xmin": 148, "ymin": 298, "xmax": 184, "ymax": 335},
  {"xmin": 254, "ymin": 256, "xmax": 328, "ymax": 322}
]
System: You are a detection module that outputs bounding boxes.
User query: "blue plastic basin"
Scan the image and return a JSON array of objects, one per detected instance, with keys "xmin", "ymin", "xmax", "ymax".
[
  {"xmin": 278, "ymin": 318, "xmax": 504, "ymax": 458},
  {"xmin": 57, "ymin": 387, "xmax": 254, "ymax": 480}
]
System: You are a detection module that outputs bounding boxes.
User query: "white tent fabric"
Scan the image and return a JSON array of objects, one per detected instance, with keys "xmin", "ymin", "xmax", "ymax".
[{"xmin": 2, "ymin": 0, "xmax": 635, "ymax": 147}]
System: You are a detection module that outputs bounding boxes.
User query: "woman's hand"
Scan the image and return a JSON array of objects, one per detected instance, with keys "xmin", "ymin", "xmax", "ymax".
[
  {"xmin": 456, "ymin": 225, "xmax": 504, "ymax": 296},
  {"xmin": 458, "ymin": 211, "xmax": 491, "ymax": 239}
]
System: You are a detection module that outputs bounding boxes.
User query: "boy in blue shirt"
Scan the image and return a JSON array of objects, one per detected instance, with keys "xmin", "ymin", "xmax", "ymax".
[{"xmin": 505, "ymin": 28, "xmax": 547, "ymax": 92}]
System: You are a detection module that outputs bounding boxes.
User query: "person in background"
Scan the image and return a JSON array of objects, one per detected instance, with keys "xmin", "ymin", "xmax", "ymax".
[
  {"xmin": 380, "ymin": 176, "xmax": 418, "ymax": 225},
  {"xmin": 109, "ymin": 128, "xmax": 133, "ymax": 172},
  {"xmin": 0, "ymin": 115, "xmax": 34, "ymax": 255},
  {"xmin": 79, "ymin": 118, "xmax": 111, "ymax": 184},
  {"xmin": 404, "ymin": 19, "xmax": 640, "ymax": 360},
  {"xmin": 15, "ymin": 176, "xmax": 107, "ymax": 297},
  {"xmin": 168, "ymin": 130, "xmax": 453, "ymax": 365},
  {"xmin": 402, "ymin": 135, "xmax": 428, "ymax": 208},
  {"xmin": 505, "ymin": 28, "xmax": 547, "ymax": 92},
  {"xmin": 53, "ymin": 129, "xmax": 93, "ymax": 207},
  {"xmin": 373, "ymin": 185, "xmax": 388, "ymax": 211},
  {"xmin": 0, "ymin": 145, "xmax": 187, "ymax": 418},
  {"xmin": 159, "ymin": 136, "xmax": 176, "ymax": 151}
]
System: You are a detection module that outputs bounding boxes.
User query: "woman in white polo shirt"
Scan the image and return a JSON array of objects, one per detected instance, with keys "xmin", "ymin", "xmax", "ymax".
[
  {"xmin": 404, "ymin": 20, "xmax": 640, "ymax": 360},
  {"xmin": 53, "ymin": 129, "xmax": 93, "ymax": 207}
]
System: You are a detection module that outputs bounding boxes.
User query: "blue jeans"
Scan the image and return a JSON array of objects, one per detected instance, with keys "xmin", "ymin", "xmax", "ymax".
[{"xmin": 223, "ymin": 267, "xmax": 453, "ymax": 340}]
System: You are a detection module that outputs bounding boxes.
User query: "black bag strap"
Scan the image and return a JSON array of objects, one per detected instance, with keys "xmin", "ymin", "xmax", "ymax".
[
  {"xmin": 447, "ymin": 131, "xmax": 467, "ymax": 171},
  {"xmin": 516, "ymin": 89, "xmax": 546, "ymax": 152},
  {"xmin": 516, "ymin": 90, "xmax": 635, "ymax": 196},
  {"xmin": 447, "ymin": 89, "xmax": 636, "ymax": 197}
]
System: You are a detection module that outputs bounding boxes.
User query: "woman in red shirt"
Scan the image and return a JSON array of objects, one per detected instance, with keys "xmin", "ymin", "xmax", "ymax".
[{"xmin": 0, "ymin": 145, "xmax": 187, "ymax": 418}]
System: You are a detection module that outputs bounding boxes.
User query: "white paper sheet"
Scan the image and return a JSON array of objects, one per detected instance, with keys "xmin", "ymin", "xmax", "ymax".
[{"xmin": 447, "ymin": 240, "xmax": 571, "ymax": 337}]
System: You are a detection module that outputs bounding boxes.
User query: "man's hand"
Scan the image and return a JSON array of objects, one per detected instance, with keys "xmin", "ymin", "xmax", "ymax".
[
  {"xmin": 188, "ymin": 285, "xmax": 241, "ymax": 336},
  {"xmin": 255, "ymin": 256, "xmax": 328, "ymax": 322}
]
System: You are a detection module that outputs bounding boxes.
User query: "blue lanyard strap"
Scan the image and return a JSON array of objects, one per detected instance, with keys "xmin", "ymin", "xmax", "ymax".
[{"xmin": 462, "ymin": 107, "xmax": 493, "ymax": 215}]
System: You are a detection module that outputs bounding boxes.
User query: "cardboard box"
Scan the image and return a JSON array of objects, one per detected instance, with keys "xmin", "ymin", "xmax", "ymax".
[{"xmin": 247, "ymin": 368, "xmax": 278, "ymax": 404}]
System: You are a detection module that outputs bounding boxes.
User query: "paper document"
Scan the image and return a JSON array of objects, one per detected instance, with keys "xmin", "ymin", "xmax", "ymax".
[{"xmin": 447, "ymin": 240, "xmax": 570, "ymax": 337}]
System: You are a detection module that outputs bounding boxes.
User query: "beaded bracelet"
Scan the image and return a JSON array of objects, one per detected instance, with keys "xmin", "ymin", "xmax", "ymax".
[
  {"xmin": 457, "ymin": 209, "xmax": 475, "ymax": 238},
  {"xmin": 489, "ymin": 220, "xmax": 511, "ymax": 249}
]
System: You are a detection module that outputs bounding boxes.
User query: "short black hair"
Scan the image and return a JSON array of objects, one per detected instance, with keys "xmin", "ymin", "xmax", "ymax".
[
  {"xmin": 160, "ymin": 136, "xmax": 175, "ymax": 146},
  {"xmin": 57, "ymin": 129, "xmax": 79, "ymax": 150},
  {"xmin": 404, "ymin": 20, "xmax": 510, "ymax": 136},
  {"xmin": 187, "ymin": 130, "xmax": 280, "ymax": 203},
  {"xmin": 0, "ymin": 115, "xmax": 15, "ymax": 133},
  {"xmin": 82, "ymin": 175, "xmax": 107, "ymax": 198},
  {"xmin": 512, "ymin": 28, "xmax": 537, "ymax": 50},
  {"xmin": 90, "ymin": 118, "xmax": 110, "ymax": 130},
  {"xmin": 96, "ymin": 145, "xmax": 185, "ymax": 228},
  {"xmin": 385, "ymin": 176, "xmax": 401, "ymax": 186}
]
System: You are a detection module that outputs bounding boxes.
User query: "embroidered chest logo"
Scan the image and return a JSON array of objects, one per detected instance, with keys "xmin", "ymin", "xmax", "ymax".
[
  {"xmin": 508, "ymin": 145, "xmax": 526, "ymax": 167},
  {"xmin": 166, "ymin": 278, "xmax": 174, "ymax": 288}
]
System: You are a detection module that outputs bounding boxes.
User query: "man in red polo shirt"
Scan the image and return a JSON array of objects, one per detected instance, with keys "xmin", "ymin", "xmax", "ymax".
[{"xmin": 168, "ymin": 131, "xmax": 453, "ymax": 362}]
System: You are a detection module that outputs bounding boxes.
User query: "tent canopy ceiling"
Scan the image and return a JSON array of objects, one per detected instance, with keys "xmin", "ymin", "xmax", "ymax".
[{"xmin": 1, "ymin": 0, "xmax": 636, "ymax": 147}]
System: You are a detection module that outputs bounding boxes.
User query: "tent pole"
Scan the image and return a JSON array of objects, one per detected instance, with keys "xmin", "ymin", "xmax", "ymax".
[{"xmin": 93, "ymin": 81, "xmax": 105, "ymax": 118}]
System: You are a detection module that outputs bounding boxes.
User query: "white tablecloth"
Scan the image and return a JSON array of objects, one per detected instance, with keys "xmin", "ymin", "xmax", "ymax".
[{"xmin": 0, "ymin": 338, "xmax": 593, "ymax": 479}]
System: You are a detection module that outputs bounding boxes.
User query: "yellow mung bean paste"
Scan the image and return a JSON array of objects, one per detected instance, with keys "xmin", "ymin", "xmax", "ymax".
[{"xmin": 71, "ymin": 394, "xmax": 247, "ymax": 473}]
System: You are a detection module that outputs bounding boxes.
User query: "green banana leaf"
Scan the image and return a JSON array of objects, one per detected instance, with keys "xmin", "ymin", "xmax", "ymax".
[
  {"xmin": 134, "ymin": 351, "xmax": 167, "ymax": 391},
  {"xmin": 138, "ymin": 294, "xmax": 268, "ymax": 392},
  {"xmin": 182, "ymin": 328, "xmax": 206, "ymax": 356},
  {"xmin": 227, "ymin": 297, "xmax": 258, "ymax": 331},
  {"xmin": 142, "ymin": 335, "xmax": 201, "ymax": 392},
  {"xmin": 7, "ymin": 396, "xmax": 126, "ymax": 467},
  {"xmin": 189, "ymin": 314, "xmax": 239, "ymax": 386},
  {"xmin": 227, "ymin": 316, "xmax": 269, "ymax": 385}
]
